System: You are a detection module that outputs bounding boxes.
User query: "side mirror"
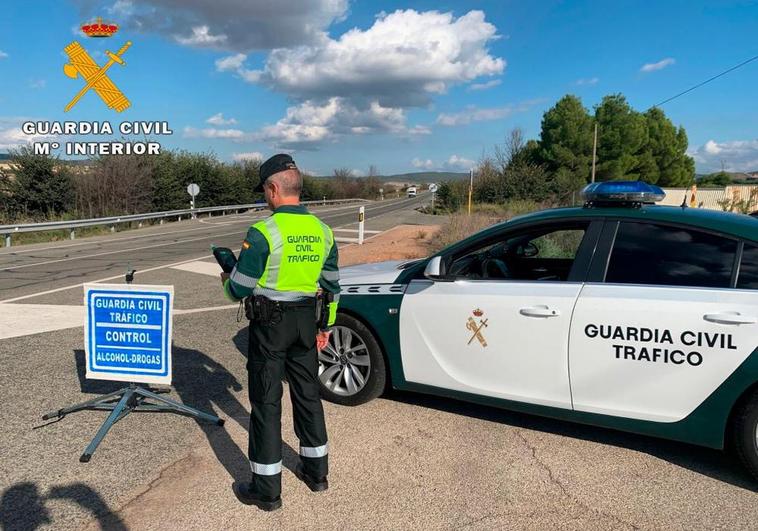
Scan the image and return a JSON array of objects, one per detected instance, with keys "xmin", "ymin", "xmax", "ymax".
[{"xmin": 424, "ymin": 256, "xmax": 445, "ymax": 279}]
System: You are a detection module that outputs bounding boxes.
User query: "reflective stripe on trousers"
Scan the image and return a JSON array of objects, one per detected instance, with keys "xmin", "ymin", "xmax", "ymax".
[
  {"xmin": 300, "ymin": 443, "xmax": 328, "ymax": 458},
  {"xmin": 250, "ymin": 460, "xmax": 282, "ymax": 475}
]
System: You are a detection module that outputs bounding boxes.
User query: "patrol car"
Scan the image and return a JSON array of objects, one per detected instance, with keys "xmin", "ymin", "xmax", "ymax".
[{"xmin": 319, "ymin": 181, "xmax": 758, "ymax": 480}]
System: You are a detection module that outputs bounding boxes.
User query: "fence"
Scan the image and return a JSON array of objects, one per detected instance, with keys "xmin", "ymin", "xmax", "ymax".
[
  {"xmin": 660, "ymin": 185, "xmax": 758, "ymax": 214},
  {"xmin": 0, "ymin": 198, "xmax": 369, "ymax": 247}
]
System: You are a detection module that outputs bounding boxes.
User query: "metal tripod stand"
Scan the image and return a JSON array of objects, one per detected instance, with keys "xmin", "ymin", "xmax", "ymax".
[
  {"xmin": 42, "ymin": 268, "xmax": 224, "ymax": 463},
  {"xmin": 42, "ymin": 383, "xmax": 224, "ymax": 462}
]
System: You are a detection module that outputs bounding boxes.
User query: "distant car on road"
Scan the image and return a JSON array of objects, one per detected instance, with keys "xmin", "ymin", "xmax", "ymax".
[
  {"xmin": 321, "ymin": 181, "xmax": 758, "ymax": 481},
  {"xmin": 407, "ymin": 186, "xmax": 417, "ymax": 198}
]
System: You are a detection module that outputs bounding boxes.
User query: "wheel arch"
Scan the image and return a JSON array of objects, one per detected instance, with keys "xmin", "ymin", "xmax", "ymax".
[
  {"xmin": 725, "ymin": 381, "xmax": 758, "ymax": 448},
  {"xmin": 336, "ymin": 308, "xmax": 394, "ymax": 392}
]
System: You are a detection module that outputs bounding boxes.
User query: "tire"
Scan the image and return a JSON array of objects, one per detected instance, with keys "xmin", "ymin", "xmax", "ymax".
[
  {"xmin": 731, "ymin": 389, "xmax": 758, "ymax": 482},
  {"xmin": 318, "ymin": 313, "xmax": 386, "ymax": 406}
]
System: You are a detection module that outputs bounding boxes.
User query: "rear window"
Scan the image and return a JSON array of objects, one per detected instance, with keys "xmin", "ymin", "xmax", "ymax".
[
  {"xmin": 606, "ymin": 222, "xmax": 737, "ymax": 288},
  {"xmin": 737, "ymin": 243, "xmax": 758, "ymax": 289}
]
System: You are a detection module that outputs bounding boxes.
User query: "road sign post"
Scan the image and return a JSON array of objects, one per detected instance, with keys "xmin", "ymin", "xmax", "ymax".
[
  {"xmin": 187, "ymin": 183, "xmax": 200, "ymax": 220},
  {"xmin": 41, "ymin": 278, "xmax": 223, "ymax": 463},
  {"xmin": 428, "ymin": 183, "xmax": 438, "ymax": 214},
  {"xmin": 358, "ymin": 206, "xmax": 365, "ymax": 245}
]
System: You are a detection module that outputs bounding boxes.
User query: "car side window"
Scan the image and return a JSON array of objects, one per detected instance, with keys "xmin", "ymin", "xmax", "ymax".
[
  {"xmin": 448, "ymin": 223, "xmax": 588, "ymax": 281},
  {"xmin": 737, "ymin": 243, "xmax": 758, "ymax": 289},
  {"xmin": 605, "ymin": 222, "xmax": 738, "ymax": 288}
]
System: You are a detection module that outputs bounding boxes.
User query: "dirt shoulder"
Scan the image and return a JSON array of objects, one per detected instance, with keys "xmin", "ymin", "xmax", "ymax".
[{"xmin": 339, "ymin": 224, "xmax": 441, "ymax": 267}]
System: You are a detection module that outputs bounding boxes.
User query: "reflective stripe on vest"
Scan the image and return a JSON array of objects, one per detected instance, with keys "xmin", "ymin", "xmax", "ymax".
[{"xmin": 252, "ymin": 212, "xmax": 334, "ymax": 296}]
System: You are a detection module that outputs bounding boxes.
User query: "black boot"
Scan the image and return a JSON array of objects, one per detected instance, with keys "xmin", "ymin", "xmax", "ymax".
[
  {"xmin": 233, "ymin": 482, "xmax": 282, "ymax": 511},
  {"xmin": 295, "ymin": 464, "xmax": 329, "ymax": 492}
]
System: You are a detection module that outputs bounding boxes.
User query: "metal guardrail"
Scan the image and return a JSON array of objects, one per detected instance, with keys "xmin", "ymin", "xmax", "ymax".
[{"xmin": 0, "ymin": 198, "xmax": 369, "ymax": 247}]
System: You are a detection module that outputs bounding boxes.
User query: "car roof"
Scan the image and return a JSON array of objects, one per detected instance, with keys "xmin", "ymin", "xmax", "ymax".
[{"xmin": 502, "ymin": 204, "xmax": 758, "ymax": 242}]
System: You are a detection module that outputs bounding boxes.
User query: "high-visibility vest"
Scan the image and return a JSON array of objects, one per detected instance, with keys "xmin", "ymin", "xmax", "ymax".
[{"xmin": 252, "ymin": 211, "xmax": 334, "ymax": 300}]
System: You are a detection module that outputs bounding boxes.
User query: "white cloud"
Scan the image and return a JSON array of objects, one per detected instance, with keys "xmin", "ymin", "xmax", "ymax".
[
  {"xmin": 175, "ymin": 25, "xmax": 227, "ymax": 47},
  {"xmin": 410, "ymin": 154, "xmax": 474, "ymax": 171},
  {"xmin": 108, "ymin": 0, "xmax": 134, "ymax": 16},
  {"xmin": 85, "ymin": 0, "xmax": 349, "ymax": 51},
  {"xmin": 29, "ymin": 79, "xmax": 46, "ymax": 89},
  {"xmin": 257, "ymin": 97, "xmax": 427, "ymax": 150},
  {"xmin": 436, "ymin": 101, "xmax": 537, "ymax": 127},
  {"xmin": 208, "ymin": 9, "xmax": 505, "ymax": 148},
  {"xmin": 232, "ymin": 152, "xmax": 262, "ymax": 161},
  {"xmin": 411, "ymin": 158, "xmax": 435, "ymax": 170},
  {"xmin": 206, "ymin": 113, "xmax": 237, "ymax": 126},
  {"xmin": 575, "ymin": 77, "xmax": 599, "ymax": 86},
  {"xmin": 640, "ymin": 58, "xmax": 675, "ymax": 73},
  {"xmin": 238, "ymin": 10, "xmax": 504, "ymax": 107},
  {"xmin": 0, "ymin": 50, "xmax": 8, "ymax": 59},
  {"xmin": 444, "ymin": 154, "xmax": 475, "ymax": 170},
  {"xmin": 469, "ymin": 79, "xmax": 502, "ymax": 91},
  {"xmin": 689, "ymin": 139, "xmax": 758, "ymax": 173},
  {"xmin": 0, "ymin": 117, "xmax": 58, "ymax": 150},
  {"xmin": 183, "ymin": 126, "xmax": 247, "ymax": 140}
]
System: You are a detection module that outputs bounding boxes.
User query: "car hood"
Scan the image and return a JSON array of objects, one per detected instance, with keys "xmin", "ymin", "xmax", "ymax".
[{"xmin": 339, "ymin": 260, "xmax": 405, "ymax": 285}]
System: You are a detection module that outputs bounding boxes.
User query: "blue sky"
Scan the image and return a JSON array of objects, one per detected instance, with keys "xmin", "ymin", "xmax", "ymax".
[{"xmin": 1, "ymin": 0, "xmax": 756, "ymax": 175}]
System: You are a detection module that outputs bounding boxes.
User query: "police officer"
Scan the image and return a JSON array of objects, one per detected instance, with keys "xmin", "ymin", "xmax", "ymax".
[{"xmin": 221, "ymin": 154, "xmax": 340, "ymax": 511}]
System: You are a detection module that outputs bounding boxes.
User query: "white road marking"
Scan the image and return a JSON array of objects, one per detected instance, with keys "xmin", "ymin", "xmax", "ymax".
[
  {"xmin": 332, "ymin": 229, "xmax": 381, "ymax": 234},
  {"xmin": 0, "ymin": 254, "xmax": 212, "ymax": 303},
  {"xmin": 0, "ymin": 303, "xmax": 86, "ymax": 339},
  {"xmin": 171, "ymin": 261, "xmax": 220, "ymax": 277},
  {"xmin": 0, "ymin": 229, "xmax": 246, "ymax": 272},
  {"xmin": 0, "ymin": 301, "xmax": 239, "ymax": 339}
]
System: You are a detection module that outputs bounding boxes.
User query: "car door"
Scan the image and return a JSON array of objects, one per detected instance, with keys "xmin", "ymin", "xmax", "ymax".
[
  {"xmin": 399, "ymin": 220, "xmax": 601, "ymax": 409},
  {"xmin": 569, "ymin": 221, "xmax": 758, "ymax": 422}
]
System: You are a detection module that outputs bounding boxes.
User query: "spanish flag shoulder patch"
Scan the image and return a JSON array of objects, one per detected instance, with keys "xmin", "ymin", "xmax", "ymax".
[{"xmin": 242, "ymin": 240, "xmax": 251, "ymax": 250}]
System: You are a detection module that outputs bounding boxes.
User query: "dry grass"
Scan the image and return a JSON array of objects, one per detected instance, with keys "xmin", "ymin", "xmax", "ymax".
[{"xmin": 428, "ymin": 200, "xmax": 542, "ymax": 254}]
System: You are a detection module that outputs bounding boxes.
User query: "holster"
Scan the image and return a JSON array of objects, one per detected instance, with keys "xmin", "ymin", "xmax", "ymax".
[
  {"xmin": 316, "ymin": 291, "xmax": 334, "ymax": 330},
  {"xmin": 246, "ymin": 295, "xmax": 282, "ymax": 325}
]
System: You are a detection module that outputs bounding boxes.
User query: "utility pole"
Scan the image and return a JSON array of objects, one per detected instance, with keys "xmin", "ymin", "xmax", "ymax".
[
  {"xmin": 467, "ymin": 168, "xmax": 473, "ymax": 215},
  {"xmin": 591, "ymin": 123, "xmax": 598, "ymax": 183}
]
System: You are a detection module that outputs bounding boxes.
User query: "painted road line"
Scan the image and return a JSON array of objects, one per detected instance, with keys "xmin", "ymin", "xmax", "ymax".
[
  {"xmin": 170, "ymin": 260, "xmax": 220, "ymax": 277},
  {"xmin": 0, "ymin": 303, "xmax": 86, "ymax": 339},
  {"xmin": 0, "ymin": 254, "xmax": 213, "ymax": 304},
  {"xmin": 333, "ymin": 229, "xmax": 381, "ymax": 234}
]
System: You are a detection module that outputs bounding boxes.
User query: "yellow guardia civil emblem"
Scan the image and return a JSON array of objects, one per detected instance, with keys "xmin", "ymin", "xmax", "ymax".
[
  {"xmin": 63, "ymin": 19, "xmax": 131, "ymax": 112},
  {"xmin": 466, "ymin": 308, "xmax": 488, "ymax": 347}
]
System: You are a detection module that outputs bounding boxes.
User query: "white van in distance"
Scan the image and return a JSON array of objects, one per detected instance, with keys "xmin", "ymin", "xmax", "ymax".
[{"xmin": 407, "ymin": 186, "xmax": 417, "ymax": 198}]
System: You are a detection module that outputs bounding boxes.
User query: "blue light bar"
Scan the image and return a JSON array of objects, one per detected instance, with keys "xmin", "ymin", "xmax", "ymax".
[{"xmin": 581, "ymin": 181, "xmax": 665, "ymax": 205}]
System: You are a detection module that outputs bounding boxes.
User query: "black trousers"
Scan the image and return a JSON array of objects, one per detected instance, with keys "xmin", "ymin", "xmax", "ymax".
[{"xmin": 247, "ymin": 300, "xmax": 328, "ymax": 498}]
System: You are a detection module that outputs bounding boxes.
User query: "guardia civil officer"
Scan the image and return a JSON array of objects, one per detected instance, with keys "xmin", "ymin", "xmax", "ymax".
[{"xmin": 221, "ymin": 154, "xmax": 340, "ymax": 511}]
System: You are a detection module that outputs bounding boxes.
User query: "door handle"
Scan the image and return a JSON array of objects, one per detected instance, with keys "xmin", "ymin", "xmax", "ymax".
[
  {"xmin": 519, "ymin": 305, "xmax": 560, "ymax": 318},
  {"xmin": 703, "ymin": 312, "xmax": 757, "ymax": 325}
]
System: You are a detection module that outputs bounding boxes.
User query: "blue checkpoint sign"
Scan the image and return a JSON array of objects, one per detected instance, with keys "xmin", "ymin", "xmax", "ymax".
[{"xmin": 84, "ymin": 284, "xmax": 174, "ymax": 385}]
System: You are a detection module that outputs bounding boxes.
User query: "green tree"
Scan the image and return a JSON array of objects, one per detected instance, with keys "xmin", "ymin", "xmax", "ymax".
[
  {"xmin": 641, "ymin": 108, "xmax": 694, "ymax": 186},
  {"xmin": 538, "ymin": 95, "xmax": 594, "ymax": 192},
  {"xmin": 593, "ymin": 94, "xmax": 649, "ymax": 181},
  {"xmin": 698, "ymin": 171, "xmax": 732, "ymax": 187},
  {"xmin": 4, "ymin": 146, "xmax": 74, "ymax": 220}
]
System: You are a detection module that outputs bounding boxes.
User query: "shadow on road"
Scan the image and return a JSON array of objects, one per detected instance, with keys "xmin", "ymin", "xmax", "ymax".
[
  {"xmin": 71, "ymin": 344, "xmax": 299, "ymax": 484},
  {"xmin": 386, "ymin": 390, "xmax": 758, "ymax": 492},
  {"xmin": 0, "ymin": 481, "xmax": 126, "ymax": 531}
]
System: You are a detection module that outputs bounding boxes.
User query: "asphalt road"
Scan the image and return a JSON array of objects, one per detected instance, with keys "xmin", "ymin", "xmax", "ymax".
[
  {"xmin": 1, "ymin": 192, "xmax": 757, "ymax": 530},
  {"xmin": 0, "ymin": 194, "xmax": 428, "ymax": 302}
]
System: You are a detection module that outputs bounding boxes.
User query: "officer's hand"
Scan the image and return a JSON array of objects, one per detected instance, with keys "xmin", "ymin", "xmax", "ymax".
[
  {"xmin": 220, "ymin": 272, "xmax": 230, "ymax": 285},
  {"xmin": 316, "ymin": 330, "xmax": 331, "ymax": 352}
]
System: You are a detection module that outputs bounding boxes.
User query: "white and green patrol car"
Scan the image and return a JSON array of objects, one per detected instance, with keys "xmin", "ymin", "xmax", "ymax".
[{"xmin": 319, "ymin": 182, "xmax": 758, "ymax": 480}]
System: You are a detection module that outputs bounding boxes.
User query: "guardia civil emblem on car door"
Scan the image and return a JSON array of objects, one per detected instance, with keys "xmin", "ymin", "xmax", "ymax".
[{"xmin": 467, "ymin": 308, "xmax": 488, "ymax": 347}]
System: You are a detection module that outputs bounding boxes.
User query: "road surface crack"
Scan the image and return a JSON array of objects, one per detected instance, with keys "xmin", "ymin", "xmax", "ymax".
[{"xmin": 516, "ymin": 430, "xmax": 640, "ymax": 530}]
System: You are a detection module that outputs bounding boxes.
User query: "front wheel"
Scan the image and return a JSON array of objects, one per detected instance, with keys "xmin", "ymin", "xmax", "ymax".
[
  {"xmin": 731, "ymin": 389, "xmax": 758, "ymax": 482},
  {"xmin": 318, "ymin": 314, "xmax": 386, "ymax": 406}
]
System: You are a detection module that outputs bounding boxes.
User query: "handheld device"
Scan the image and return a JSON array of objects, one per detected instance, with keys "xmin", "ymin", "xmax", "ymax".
[{"xmin": 211, "ymin": 244, "xmax": 238, "ymax": 274}]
